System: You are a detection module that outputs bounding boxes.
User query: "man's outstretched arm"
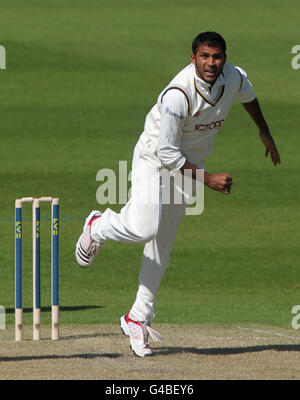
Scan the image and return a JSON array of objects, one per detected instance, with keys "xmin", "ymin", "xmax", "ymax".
[{"xmin": 242, "ymin": 98, "xmax": 281, "ymax": 166}]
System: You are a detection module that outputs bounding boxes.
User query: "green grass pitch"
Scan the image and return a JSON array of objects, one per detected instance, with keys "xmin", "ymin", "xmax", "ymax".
[{"xmin": 0, "ymin": 0, "xmax": 299, "ymax": 330}]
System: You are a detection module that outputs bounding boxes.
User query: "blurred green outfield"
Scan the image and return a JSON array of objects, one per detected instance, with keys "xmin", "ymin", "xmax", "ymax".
[{"xmin": 0, "ymin": 0, "xmax": 299, "ymax": 331}]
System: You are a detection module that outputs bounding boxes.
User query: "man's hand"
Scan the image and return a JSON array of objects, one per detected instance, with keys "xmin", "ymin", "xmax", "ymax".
[
  {"xmin": 259, "ymin": 130, "xmax": 281, "ymax": 166},
  {"xmin": 180, "ymin": 161, "xmax": 233, "ymax": 195},
  {"xmin": 204, "ymin": 172, "xmax": 233, "ymax": 195}
]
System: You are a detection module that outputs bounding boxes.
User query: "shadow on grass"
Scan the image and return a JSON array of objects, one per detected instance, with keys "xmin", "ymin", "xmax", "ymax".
[
  {"xmin": 155, "ymin": 344, "xmax": 300, "ymax": 356},
  {"xmin": 5, "ymin": 305, "xmax": 102, "ymax": 313},
  {"xmin": 0, "ymin": 353, "xmax": 121, "ymax": 362},
  {"xmin": 60, "ymin": 331, "xmax": 121, "ymax": 341}
]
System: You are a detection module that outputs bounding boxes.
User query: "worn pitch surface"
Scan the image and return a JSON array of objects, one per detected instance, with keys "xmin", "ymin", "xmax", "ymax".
[{"xmin": 1, "ymin": 324, "xmax": 300, "ymax": 380}]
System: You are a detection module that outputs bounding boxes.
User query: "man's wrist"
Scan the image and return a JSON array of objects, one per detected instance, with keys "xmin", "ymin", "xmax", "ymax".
[
  {"xmin": 257, "ymin": 119, "xmax": 270, "ymax": 135},
  {"xmin": 259, "ymin": 127, "xmax": 272, "ymax": 138},
  {"xmin": 204, "ymin": 171, "xmax": 211, "ymax": 186}
]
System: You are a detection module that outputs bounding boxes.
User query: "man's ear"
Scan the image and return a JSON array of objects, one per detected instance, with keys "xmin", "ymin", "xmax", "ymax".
[{"xmin": 190, "ymin": 53, "xmax": 196, "ymax": 64}]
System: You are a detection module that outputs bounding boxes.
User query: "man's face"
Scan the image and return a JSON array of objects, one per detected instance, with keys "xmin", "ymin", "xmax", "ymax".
[{"xmin": 191, "ymin": 43, "xmax": 226, "ymax": 85}]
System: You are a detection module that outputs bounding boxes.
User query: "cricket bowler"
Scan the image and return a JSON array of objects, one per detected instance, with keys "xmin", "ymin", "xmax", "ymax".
[{"xmin": 75, "ymin": 31, "xmax": 280, "ymax": 357}]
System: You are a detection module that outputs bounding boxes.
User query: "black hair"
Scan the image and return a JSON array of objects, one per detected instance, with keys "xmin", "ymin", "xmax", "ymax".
[{"xmin": 192, "ymin": 31, "xmax": 226, "ymax": 55}]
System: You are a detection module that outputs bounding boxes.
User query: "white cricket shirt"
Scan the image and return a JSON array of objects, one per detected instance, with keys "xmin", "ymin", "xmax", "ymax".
[{"xmin": 138, "ymin": 62, "xmax": 256, "ymax": 171}]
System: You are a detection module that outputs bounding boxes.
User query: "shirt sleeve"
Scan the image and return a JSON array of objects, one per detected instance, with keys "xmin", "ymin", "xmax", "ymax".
[
  {"xmin": 235, "ymin": 66, "xmax": 257, "ymax": 104},
  {"xmin": 157, "ymin": 89, "xmax": 188, "ymax": 171}
]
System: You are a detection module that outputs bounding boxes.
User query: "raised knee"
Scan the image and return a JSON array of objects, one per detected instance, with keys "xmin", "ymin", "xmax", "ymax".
[{"xmin": 136, "ymin": 221, "xmax": 158, "ymax": 243}]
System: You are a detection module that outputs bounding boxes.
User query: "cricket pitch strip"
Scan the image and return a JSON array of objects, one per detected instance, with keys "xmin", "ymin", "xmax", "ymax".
[{"xmin": 1, "ymin": 324, "xmax": 300, "ymax": 380}]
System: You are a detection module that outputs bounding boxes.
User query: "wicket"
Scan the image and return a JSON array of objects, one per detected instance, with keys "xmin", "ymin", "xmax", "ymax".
[{"xmin": 15, "ymin": 197, "xmax": 59, "ymax": 341}]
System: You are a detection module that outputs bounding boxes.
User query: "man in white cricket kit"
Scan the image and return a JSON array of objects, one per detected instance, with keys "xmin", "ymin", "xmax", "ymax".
[{"xmin": 75, "ymin": 32, "xmax": 280, "ymax": 357}]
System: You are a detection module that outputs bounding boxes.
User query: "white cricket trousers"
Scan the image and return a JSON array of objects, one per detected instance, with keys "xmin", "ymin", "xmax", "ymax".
[{"xmin": 91, "ymin": 135, "xmax": 186, "ymax": 321}]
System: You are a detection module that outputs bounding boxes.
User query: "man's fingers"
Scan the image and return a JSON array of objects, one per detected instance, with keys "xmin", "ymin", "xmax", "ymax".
[
  {"xmin": 265, "ymin": 148, "xmax": 269, "ymax": 158},
  {"xmin": 271, "ymin": 151, "xmax": 276, "ymax": 164},
  {"xmin": 277, "ymin": 154, "xmax": 281, "ymax": 164},
  {"xmin": 223, "ymin": 178, "xmax": 233, "ymax": 194},
  {"xmin": 268, "ymin": 147, "xmax": 281, "ymax": 166},
  {"xmin": 224, "ymin": 176, "xmax": 233, "ymax": 187},
  {"xmin": 272, "ymin": 151, "xmax": 281, "ymax": 166}
]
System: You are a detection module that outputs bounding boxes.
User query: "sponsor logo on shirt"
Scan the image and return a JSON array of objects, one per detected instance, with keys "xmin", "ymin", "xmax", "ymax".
[
  {"xmin": 195, "ymin": 119, "xmax": 224, "ymax": 132},
  {"xmin": 165, "ymin": 107, "xmax": 184, "ymax": 121}
]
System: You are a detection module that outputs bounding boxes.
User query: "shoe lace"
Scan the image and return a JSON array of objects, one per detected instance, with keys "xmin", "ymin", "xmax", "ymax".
[
  {"xmin": 87, "ymin": 241, "xmax": 101, "ymax": 256},
  {"xmin": 143, "ymin": 323, "xmax": 163, "ymax": 344}
]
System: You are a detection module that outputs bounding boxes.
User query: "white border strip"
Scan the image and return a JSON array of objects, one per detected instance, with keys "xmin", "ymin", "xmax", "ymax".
[{"xmin": 236, "ymin": 325, "xmax": 300, "ymax": 341}]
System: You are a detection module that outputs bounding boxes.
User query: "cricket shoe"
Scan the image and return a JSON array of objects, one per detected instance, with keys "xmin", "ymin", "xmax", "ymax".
[
  {"xmin": 75, "ymin": 210, "xmax": 102, "ymax": 267},
  {"xmin": 120, "ymin": 313, "xmax": 162, "ymax": 357}
]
